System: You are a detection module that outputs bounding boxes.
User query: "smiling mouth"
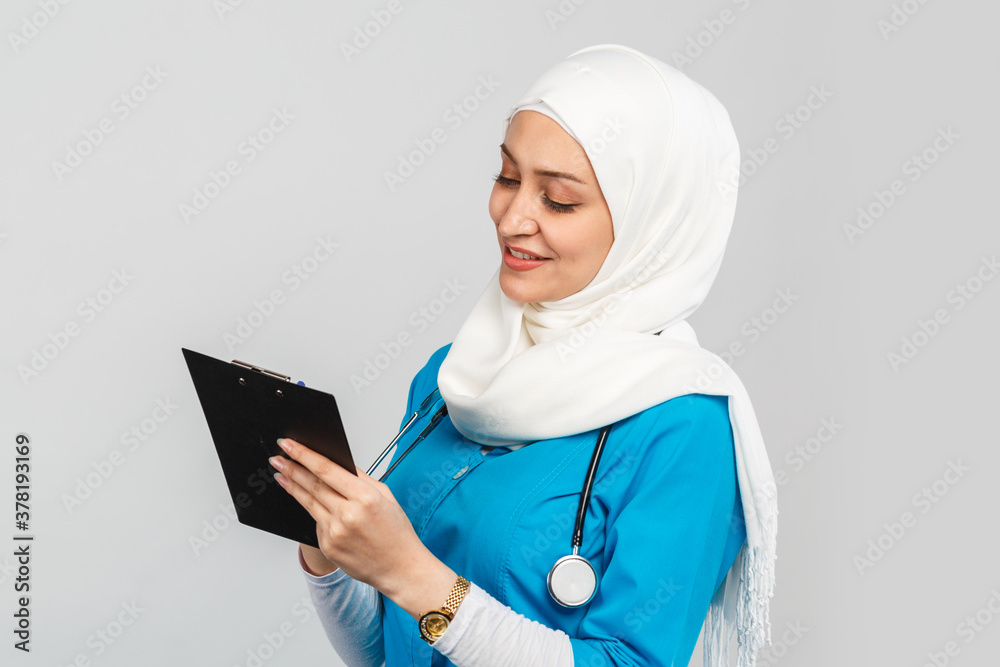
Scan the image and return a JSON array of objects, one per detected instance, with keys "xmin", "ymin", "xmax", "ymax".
[{"xmin": 505, "ymin": 245, "xmax": 548, "ymax": 260}]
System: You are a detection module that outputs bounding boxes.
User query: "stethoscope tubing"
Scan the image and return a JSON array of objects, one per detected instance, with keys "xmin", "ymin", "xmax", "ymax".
[{"xmin": 572, "ymin": 424, "xmax": 612, "ymax": 550}]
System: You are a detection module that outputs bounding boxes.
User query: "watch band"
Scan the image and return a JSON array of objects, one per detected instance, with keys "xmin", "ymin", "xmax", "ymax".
[
  {"xmin": 418, "ymin": 575, "xmax": 471, "ymax": 644},
  {"xmin": 442, "ymin": 575, "xmax": 471, "ymax": 614}
]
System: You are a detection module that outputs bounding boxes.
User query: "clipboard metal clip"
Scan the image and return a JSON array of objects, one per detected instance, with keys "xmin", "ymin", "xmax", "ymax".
[{"xmin": 231, "ymin": 359, "xmax": 291, "ymax": 382}]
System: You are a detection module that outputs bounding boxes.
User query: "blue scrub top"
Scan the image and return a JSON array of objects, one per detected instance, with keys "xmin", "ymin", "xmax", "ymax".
[{"xmin": 381, "ymin": 344, "xmax": 747, "ymax": 666}]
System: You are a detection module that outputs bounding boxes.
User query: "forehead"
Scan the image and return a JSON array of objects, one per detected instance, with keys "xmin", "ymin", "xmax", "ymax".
[{"xmin": 503, "ymin": 111, "xmax": 593, "ymax": 175}]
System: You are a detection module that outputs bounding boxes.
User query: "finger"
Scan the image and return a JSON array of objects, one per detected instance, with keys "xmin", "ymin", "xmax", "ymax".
[
  {"xmin": 273, "ymin": 467, "xmax": 334, "ymax": 526},
  {"xmin": 270, "ymin": 454, "xmax": 347, "ymax": 513},
  {"xmin": 356, "ymin": 465, "xmax": 396, "ymax": 501},
  {"xmin": 278, "ymin": 438, "xmax": 362, "ymax": 498}
]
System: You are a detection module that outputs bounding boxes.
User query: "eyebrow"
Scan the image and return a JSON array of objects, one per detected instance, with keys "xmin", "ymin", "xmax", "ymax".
[{"xmin": 499, "ymin": 143, "xmax": 587, "ymax": 185}]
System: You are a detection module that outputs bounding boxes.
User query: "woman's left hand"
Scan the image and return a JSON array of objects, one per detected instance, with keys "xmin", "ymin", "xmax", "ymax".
[{"xmin": 270, "ymin": 437, "xmax": 457, "ymax": 619}]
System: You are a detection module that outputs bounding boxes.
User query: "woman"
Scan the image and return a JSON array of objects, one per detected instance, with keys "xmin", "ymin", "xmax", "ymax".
[{"xmin": 269, "ymin": 44, "xmax": 777, "ymax": 666}]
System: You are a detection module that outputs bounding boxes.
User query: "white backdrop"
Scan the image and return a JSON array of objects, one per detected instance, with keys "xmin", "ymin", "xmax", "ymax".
[{"xmin": 2, "ymin": 1, "xmax": 998, "ymax": 666}]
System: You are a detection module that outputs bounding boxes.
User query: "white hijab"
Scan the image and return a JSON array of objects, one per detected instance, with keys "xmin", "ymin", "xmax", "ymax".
[{"xmin": 437, "ymin": 44, "xmax": 777, "ymax": 667}]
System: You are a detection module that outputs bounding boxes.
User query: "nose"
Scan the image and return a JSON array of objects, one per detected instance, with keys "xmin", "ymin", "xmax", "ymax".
[{"xmin": 496, "ymin": 189, "xmax": 540, "ymax": 238}]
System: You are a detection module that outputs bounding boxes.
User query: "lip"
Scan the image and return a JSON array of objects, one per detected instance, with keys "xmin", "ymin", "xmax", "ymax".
[{"xmin": 502, "ymin": 243, "xmax": 550, "ymax": 271}]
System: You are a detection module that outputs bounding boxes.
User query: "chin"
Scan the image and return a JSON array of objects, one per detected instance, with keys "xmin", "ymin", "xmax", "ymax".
[
  {"xmin": 499, "ymin": 273, "xmax": 539, "ymax": 304},
  {"xmin": 499, "ymin": 274, "xmax": 563, "ymax": 304},
  {"xmin": 499, "ymin": 283, "xmax": 531, "ymax": 304}
]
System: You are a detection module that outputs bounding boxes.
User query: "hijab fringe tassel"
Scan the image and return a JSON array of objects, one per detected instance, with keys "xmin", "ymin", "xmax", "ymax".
[{"xmin": 703, "ymin": 524, "xmax": 776, "ymax": 667}]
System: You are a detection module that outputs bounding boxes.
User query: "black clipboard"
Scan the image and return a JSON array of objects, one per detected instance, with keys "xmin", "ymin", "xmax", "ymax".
[{"xmin": 182, "ymin": 348, "xmax": 355, "ymax": 547}]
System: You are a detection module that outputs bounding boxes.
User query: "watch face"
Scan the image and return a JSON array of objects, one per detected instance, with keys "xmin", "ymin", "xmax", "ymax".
[{"xmin": 420, "ymin": 611, "xmax": 450, "ymax": 641}]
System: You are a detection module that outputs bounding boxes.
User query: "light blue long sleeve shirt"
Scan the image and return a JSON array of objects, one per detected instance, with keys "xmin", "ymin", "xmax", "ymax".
[{"xmin": 305, "ymin": 342, "xmax": 747, "ymax": 666}]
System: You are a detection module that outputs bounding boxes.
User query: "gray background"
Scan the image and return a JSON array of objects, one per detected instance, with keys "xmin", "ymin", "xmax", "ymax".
[{"xmin": 2, "ymin": 0, "xmax": 997, "ymax": 665}]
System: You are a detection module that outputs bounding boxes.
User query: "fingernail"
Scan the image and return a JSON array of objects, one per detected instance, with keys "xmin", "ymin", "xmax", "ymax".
[
  {"xmin": 274, "ymin": 472, "xmax": 288, "ymax": 488},
  {"xmin": 277, "ymin": 438, "xmax": 291, "ymax": 453},
  {"xmin": 269, "ymin": 456, "xmax": 284, "ymax": 471}
]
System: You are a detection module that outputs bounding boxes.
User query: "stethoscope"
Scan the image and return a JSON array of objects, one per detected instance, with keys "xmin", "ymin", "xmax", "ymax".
[{"xmin": 367, "ymin": 388, "xmax": 612, "ymax": 608}]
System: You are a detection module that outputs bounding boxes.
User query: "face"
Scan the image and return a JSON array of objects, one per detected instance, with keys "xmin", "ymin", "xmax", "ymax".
[{"xmin": 490, "ymin": 110, "xmax": 614, "ymax": 304}]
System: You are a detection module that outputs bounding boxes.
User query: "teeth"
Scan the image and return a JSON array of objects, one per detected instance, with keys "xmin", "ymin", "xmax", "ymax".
[{"xmin": 510, "ymin": 249, "xmax": 542, "ymax": 260}]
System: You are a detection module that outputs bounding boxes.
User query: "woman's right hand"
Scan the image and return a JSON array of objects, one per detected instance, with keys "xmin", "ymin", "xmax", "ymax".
[{"xmin": 299, "ymin": 543, "xmax": 341, "ymax": 577}]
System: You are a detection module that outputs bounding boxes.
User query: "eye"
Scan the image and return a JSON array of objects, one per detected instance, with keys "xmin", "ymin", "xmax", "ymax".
[
  {"xmin": 542, "ymin": 196, "xmax": 576, "ymax": 213},
  {"xmin": 492, "ymin": 172, "xmax": 518, "ymax": 189},
  {"xmin": 491, "ymin": 172, "xmax": 579, "ymax": 214}
]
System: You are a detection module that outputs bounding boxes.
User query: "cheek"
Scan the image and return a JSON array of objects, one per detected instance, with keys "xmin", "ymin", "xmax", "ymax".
[
  {"xmin": 585, "ymin": 211, "xmax": 615, "ymax": 259},
  {"xmin": 560, "ymin": 216, "xmax": 608, "ymax": 262}
]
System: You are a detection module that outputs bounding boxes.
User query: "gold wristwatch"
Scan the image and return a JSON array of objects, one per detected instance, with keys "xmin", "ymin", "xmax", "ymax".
[{"xmin": 418, "ymin": 575, "xmax": 471, "ymax": 644}]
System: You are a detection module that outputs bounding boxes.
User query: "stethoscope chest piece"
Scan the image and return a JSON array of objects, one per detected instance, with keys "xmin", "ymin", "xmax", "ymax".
[{"xmin": 547, "ymin": 553, "xmax": 597, "ymax": 608}]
